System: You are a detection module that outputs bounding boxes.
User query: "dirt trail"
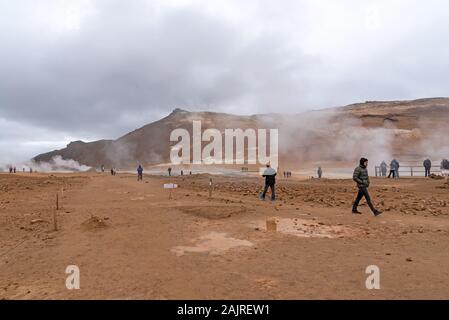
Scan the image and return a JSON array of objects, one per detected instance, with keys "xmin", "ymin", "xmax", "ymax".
[{"xmin": 1, "ymin": 173, "xmax": 449, "ymax": 299}]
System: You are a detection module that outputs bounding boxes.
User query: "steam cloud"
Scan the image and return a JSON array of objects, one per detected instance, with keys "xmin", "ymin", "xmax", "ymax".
[{"xmin": 1, "ymin": 155, "xmax": 91, "ymax": 173}]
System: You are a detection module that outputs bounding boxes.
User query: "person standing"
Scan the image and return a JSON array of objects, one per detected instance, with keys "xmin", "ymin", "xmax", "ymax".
[
  {"xmin": 423, "ymin": 158, "xmax": 432, "ymax": 177},
  {"xmin": 317, "ymin": 167, "xmax": 323, "ymax": 179},
  {"xmin": 168, "ymin": 167, "xmax": 172, "ymax": 176},
  {"xmin": 260, "ymin": 164, "xmax": 277, "ymax": 202},
  {"xmin": 352, "ymin": 158, "xmax": 382, "ymax": 216},
  {"xmin": 394, "ymin": 159, "xmax": 400, "ymax": 178},
  {"xmin": 441, "ymin": 159, "xmax": 449, "ymax": 180},
  {"xmin": 380, "ymin": 161, "xmax": 387, "ymax": 177},
  {"xmin": 137, "ymin": 165, "xmax": 143, "ymax": 181}
]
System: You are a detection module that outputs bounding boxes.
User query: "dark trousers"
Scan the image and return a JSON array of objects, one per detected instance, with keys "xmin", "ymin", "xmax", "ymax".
[
  {"xmin": 353, "ymin": 187, "xmax": 376, "ymax": 213},
  {"xmin": 263, "ymin": 183, "xmax": 275, "ymax": 201},
  {"xmin": 138, "ymin": 173, "xmax": 143, "ymax": 180},
  {"xmin": 425, "ymin": 168, "xmax": 431, "ymax": 177},
  {"xmin": 388, "ymin": 170, "xmax": 395, "ymax": 178}
]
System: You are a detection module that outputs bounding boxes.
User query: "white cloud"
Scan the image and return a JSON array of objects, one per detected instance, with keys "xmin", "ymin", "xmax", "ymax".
[{"xmin": 0, "ymin": 0, "xmax": 448, "ymax": 161}]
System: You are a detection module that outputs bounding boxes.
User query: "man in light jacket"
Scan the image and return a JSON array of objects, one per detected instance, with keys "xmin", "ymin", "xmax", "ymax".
[{"xmin": 261, "ymin": 164, "xmax": 277, "ymax": 202}]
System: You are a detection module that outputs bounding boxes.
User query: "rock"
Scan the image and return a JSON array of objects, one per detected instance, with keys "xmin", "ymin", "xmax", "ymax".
[
  {"xmin": 30, "ymin": 219, "xmax": 44, "ymax": 225},
  {"xmin": 406, "ymin": 258, "xmax": 413, "ymax": 262},
  {"xmin": 266, "ymin": 218, "xmax": 278, "ymax": 232}
]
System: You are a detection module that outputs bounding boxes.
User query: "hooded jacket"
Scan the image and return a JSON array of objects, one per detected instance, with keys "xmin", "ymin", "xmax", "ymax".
[{"xmin": 353, "ymin": 158, "xmax": 370, "ymax": 188}]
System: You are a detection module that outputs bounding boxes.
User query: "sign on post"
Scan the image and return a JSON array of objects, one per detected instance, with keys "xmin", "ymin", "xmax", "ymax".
[{"xmin": 164, "ymin": 183, "xmax": 178, "ymax": 199}]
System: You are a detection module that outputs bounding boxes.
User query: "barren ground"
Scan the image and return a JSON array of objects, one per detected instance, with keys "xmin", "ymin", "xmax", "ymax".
[{"xmin": 1, "ymin": 172, "xmax": 449, "ymax": 299}]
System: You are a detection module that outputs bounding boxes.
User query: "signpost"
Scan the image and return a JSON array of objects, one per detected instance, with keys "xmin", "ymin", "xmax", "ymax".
[
  {"xmin": 54, "ymin": 193, "xmax": 59, "ymax": 231},
  {"xmin": 164, "ymin": 183, "xmax": 178, "ymax": 199}
]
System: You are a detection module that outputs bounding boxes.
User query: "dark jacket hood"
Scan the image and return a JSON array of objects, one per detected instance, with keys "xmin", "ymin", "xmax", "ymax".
[{"xmin": 359, "ymin": 158, "xmax": 368, "ymax": 168}]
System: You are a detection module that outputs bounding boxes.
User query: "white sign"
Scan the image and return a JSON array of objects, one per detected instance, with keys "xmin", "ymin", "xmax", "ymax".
[{"xmin": 164, "ymin": 183, "xmax": 178, "ymax": 189}]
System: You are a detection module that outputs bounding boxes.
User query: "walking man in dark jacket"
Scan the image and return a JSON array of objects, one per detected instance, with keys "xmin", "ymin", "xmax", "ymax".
[
  {"xmin": 352, "ymin": 158, "xmax": 382, "ymax": 216},
  {"xmin": 261, "ymin": 164, "xmax": 276, "ymax": 202},
  {"xmin": 423, "ymin": 158, "xmax": 432, "ymax": 177}
]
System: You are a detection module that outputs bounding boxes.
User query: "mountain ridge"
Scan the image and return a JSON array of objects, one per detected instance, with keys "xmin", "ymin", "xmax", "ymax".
[{"xmin": 33, "ymin": 98, "xmax": 449, "ymax": 168}]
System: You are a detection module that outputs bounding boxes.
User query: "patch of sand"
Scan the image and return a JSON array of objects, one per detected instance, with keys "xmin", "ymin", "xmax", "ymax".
[
  {"xmin": 252, "ymin": 218, "xmax": 356, "ymax": 238},
  {"xmin": 171, "ymin": 232, "xmax": 253, "ymax": 256}
]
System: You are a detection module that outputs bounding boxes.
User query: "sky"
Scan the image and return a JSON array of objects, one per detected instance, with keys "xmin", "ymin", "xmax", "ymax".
[{"xmin": 1, "ymin": 0, "xmax": 449, "ymax": 162}]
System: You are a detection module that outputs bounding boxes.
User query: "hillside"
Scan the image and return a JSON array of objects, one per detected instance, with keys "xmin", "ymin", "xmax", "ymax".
[{"xmin": 33, "ymin": 98, "xmax": 449, "ymax": 169}]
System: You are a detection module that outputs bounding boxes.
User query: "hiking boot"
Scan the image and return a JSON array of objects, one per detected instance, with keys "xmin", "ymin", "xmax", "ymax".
[
  {"xmin": 352, "ymin": 210, "xmax": 362, "ymax": 215},
  {"xmin": 374, "ymin": 210, "xmax": 383, "ymax": 217}
]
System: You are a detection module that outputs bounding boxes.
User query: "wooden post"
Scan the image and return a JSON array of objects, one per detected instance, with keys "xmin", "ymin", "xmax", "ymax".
[
  {"xmin": 53, "ymin": 210, "xmax": 58, "ymax": 231},
  {"xmin": 52, "ymin": 192, "xmax": 60, "ymax": 231},
  {"xmin": 411, "ymin": 167, "xmax": 414, "ymax": 177},
  {"xmin": 209, "ymin": 178, "xmax": 212, "ymax": 198}
]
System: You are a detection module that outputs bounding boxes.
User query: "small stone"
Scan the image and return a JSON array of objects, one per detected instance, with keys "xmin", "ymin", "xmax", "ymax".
[{"xmin": 30, "ymin": 219, "xmax": 44, "ymax": 225}]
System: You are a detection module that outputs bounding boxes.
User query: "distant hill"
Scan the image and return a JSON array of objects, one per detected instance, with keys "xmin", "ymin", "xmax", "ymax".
[{"xmin": 33, "ymin": 98, "xmax": 449, "ymax": 169}]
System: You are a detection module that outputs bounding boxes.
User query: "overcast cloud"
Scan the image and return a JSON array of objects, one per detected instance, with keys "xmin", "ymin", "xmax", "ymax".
[{"xmin": 1, "ymin": 0, "xmax": 449, "ymax": 162}]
